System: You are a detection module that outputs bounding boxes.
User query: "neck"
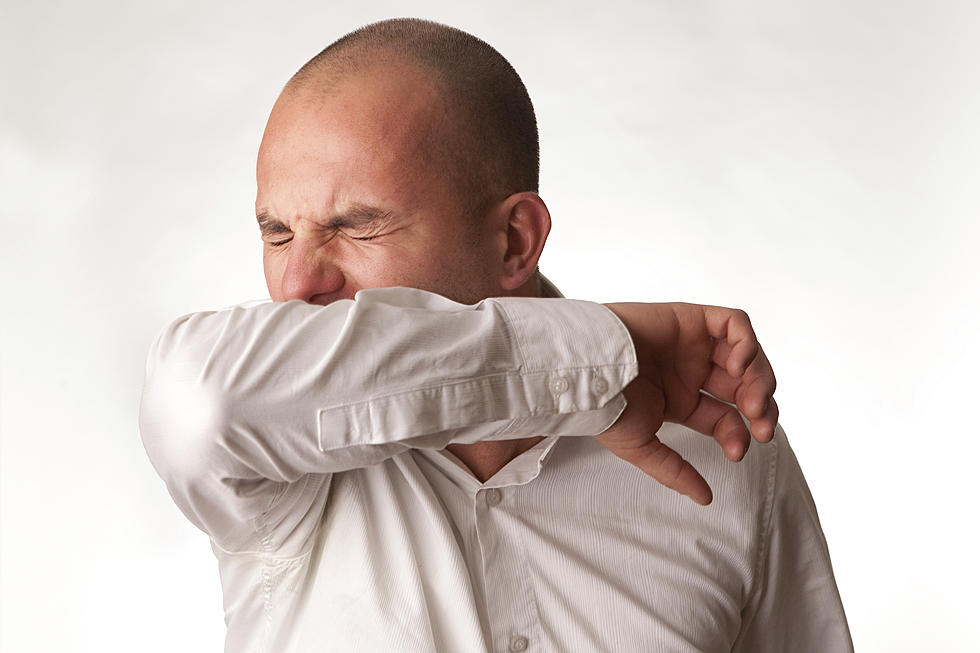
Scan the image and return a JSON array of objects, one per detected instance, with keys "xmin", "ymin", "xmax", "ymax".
[{"xmin": 445, "ymin": 437, "xmax": 546, "ymax": 483}]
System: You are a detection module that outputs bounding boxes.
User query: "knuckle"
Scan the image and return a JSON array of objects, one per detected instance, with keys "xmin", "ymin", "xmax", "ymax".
[{"xmin": 653, "ymin": 449, "xmax": 686, "ymax": 485}]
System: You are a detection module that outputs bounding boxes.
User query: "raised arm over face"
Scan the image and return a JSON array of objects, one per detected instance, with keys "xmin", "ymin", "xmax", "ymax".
[{"xmin": 247, "ymin": 19, "xmax": 780, "ymax": 505}]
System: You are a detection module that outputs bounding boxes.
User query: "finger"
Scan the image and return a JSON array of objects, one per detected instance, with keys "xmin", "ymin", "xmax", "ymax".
[
  {"xmin": 703, "ymin": 362, "xmax": 741, "ymax": 404},
  {"xmin": 734, "ymin": 347, "xmax": 777, "ymax": 422},
  {"xmin": 710, "ymin": 338, "xmax": 734, "ymax": 370},
  {"xmin": 702, "ymin": 306, "xmax": 759, "ymax": 378},
  {"xmin": 682, "ymin": 392, "xmax": 751, "ymax": 462},
  {"xmin": 622, "ymin": 436, "xmax": 713, "ymax": 505},
  {"xmin": 748, "ymin": 397, "xmax": 779, "ymax": 443},
  {"xmin": 709, "ymin": 343, "xmax": 776, "ymax": 417},
  {"xmin": 597, "ymin": 378, "xmax": 712, "ymax": 505}
]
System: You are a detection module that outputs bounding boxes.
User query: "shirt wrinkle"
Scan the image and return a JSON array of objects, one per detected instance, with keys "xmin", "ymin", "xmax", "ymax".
[{"xmin": 140, "ymin": 282, "xmax": 852, "ymax": 653}]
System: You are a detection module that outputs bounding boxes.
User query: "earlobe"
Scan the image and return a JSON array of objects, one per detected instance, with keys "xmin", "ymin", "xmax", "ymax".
[{"xmin": 500, "ymin": 192, "xmax": 552, "ymax": 292}]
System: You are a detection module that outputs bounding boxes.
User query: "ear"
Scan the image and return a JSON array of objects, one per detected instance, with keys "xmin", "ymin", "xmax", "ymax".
[{"xmin": 496, "ymin": 192, "xmax": 552, "ymax": 292}]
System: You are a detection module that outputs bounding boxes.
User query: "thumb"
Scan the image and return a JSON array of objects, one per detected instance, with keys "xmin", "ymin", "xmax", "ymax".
[{"xmin": 596, "ymin": 379, "xmax": 713, "ymax": 505}]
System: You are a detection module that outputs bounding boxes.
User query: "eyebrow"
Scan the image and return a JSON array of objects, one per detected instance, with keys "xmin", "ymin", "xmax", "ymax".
[
  {"xmin": 256, "ymin": 204, "xmax": 394, "ymax": 236},
  {"xmin": 256, "ymin": 212, "xmax": 291, "ymax": 237}
]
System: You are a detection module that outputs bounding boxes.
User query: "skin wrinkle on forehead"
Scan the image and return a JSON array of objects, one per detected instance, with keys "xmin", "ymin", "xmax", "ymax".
[
  {"xmin": 261, "ymin": 66, "xmax": 464, "ymax": 231},
  {"xmin": 281, "ymin": 56, "xmax": 489, "ymax": 223}
]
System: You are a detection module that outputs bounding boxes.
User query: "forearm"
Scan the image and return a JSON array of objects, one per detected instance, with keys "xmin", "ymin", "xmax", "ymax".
[{"xmin": 139, "ymin": 287, "xmax": 636, "ymax": 533}]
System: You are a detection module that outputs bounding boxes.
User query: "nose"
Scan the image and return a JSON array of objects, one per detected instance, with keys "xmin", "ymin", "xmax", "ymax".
[{"xmin": 279, "ymin": 235, "xmax": 346, "ymax": 304}]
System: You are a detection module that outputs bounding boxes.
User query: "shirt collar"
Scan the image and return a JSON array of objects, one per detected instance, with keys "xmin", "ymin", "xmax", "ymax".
[
  {"xmin": 537, "ymin": 272, "xmax": 564, "ymax": 299},
  {"xmin": 423, "ymin": 436, "xmax": 562, "ymax": 492}
]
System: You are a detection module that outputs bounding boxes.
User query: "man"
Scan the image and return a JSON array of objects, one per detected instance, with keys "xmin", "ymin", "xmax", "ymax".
[{"xmin": 140, "ymin": 18, "xmax": 851, "ymax": 652}]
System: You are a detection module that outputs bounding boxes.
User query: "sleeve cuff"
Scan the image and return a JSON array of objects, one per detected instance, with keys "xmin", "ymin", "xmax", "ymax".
[{"xmin": 317, "ymin": 296, "xmax": 638, "ymax": 448}]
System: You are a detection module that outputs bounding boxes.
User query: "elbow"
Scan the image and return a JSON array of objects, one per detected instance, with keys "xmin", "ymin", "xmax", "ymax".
[{"xmin": 139, "ymin": 328, "xmax": 232, "ymax": 493}]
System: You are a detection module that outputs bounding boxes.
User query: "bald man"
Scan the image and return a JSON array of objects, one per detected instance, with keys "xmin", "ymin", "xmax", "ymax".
[{"xmin": 140, "ymin": 18, "xmax": 851, "ymax": 653}]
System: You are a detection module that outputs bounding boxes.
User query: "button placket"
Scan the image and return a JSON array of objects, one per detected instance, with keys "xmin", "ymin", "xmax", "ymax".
[
  {"xmin": 485, "ymin": 488, "xmax": 502, "ymax": 507},
  {"xmin": 473, "ymin": 485, "xmax": 538, "ymax": 653}
]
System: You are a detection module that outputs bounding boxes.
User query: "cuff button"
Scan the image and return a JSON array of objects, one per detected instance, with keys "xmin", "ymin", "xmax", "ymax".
[
  {"xmin": 551, "ymin": 376, "xmax": 570, "ymax": 394},
  {"xmin": 593, "ymin": 377, "xmax": 609, "ymax": 394}
]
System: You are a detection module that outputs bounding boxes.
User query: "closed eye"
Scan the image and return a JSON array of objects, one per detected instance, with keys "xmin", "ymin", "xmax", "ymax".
[{"xmin": 257, "ymin": 211, "xmax": 293, "ymax": 247}]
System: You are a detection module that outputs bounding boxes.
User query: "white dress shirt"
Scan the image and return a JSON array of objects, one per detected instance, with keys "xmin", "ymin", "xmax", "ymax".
[{"xmin": 140, "ymin": 286, "xmax": 852, "ymax": 652}]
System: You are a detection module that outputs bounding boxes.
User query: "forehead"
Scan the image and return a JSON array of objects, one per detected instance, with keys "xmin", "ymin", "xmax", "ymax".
[
  {"xmin": 281, "ymin": 63, "xmax": 445, "ymax": 150},
  {"xmin": 256, "ymin": 62, "xmax": 454, "ymax": 214}
]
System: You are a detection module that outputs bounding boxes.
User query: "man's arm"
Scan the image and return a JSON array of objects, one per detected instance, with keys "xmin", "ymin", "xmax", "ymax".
[
  {"xmin": 139, "ymin": 287, "xmax": 638, "ymax": 546},
  {"xmin": 139, "ymin": 288, "xmax": 777, "ymax": 548},
  {"xmin": 731, "ymin": 426, "xmax": 853, "ymax": 652}
]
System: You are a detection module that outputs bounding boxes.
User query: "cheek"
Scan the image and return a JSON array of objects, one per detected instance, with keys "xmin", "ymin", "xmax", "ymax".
[{"xmin": 427, "ymin": 245, "xmax": 501, "ymax": 303}]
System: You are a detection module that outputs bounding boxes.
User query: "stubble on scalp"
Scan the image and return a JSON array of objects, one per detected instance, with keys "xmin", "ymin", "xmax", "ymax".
[{"xmin": 283, "ymin": 18, "xmax": 540, "ymax": 225}]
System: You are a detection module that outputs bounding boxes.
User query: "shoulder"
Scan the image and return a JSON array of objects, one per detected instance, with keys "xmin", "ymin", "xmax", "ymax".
[
  {"xmin": 550, "ymin": 424, "xmax": 790, "ymax": 545},
  {"xmin": 658, "ymin": 421, "xmax": 784, "ymax": 516},
  {"xmin": 552, "ymin": 423, "xmax": 793, "ymax": 573},
  {"xmin": 537, "ymin": 426, "xmax": 795, "ymax": 642}
]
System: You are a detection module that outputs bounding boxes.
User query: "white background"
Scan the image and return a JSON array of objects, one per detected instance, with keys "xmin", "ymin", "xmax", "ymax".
[{"xmin": 2, "ymin": 1, "xmax": 978, "ymax": 651}]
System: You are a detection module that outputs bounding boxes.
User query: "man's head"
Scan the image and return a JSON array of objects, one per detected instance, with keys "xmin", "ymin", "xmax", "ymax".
[{"xmin": 256, "ymin": 18, "xmax": 551, "ymax": 305}]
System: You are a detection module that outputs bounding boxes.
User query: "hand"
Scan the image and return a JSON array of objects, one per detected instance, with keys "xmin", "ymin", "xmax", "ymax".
[{"xmin": 598, "ymin": 303, "xmax": 778, "ymax": 505}]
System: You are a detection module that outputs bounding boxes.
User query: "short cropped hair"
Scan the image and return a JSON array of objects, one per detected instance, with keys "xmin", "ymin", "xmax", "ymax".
[{"xmin": 289, "ymin": 18, "xmax": 539, "ymax": 218}]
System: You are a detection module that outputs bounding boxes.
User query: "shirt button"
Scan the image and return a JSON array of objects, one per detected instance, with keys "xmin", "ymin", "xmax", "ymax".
[
  {"xmin": 485, "ymin": 488, "xmax": 502, "ymax": 507},
  {"xmin": 592, "ymin": 376, "xmax": 609, "ymax": 394},
  {"xmin": 551, "ymin": 376, "xmax": 570, "ymax": 394},
  {"xmin": 509, "ymin": 635, "xmax": 529, "ymax": 652}
]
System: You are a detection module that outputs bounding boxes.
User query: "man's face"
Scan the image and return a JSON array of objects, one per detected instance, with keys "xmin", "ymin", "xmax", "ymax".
[{"xmin": 256, "ymin": 63, "xmax": 503, "ymax": 306}]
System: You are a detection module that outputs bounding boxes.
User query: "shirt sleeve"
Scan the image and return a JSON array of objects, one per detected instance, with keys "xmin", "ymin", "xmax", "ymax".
[
  {"xmin": 139, "ymin": 286, "xmax": 637, "ymax": 549},
  {"xmin": 731, "ymin": 426, "xmax": 854, "ymax": 652}
]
